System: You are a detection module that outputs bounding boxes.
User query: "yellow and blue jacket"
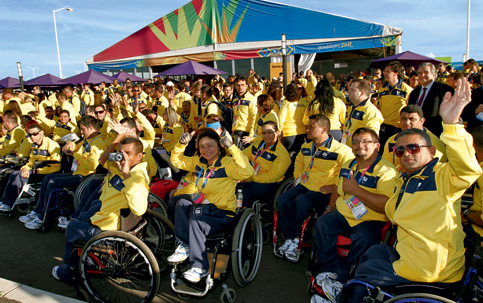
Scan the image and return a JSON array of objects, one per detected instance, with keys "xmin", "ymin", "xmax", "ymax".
[
  {"xmin": 377, "ymin": 80, "xmax": 413, "ymax": 128},
  {"xmin": 385, "ymin": 123, "xmax": 481, "ymax": 283},
  {"xmin": 336, "ymin": 156, "xmax": 397, "ymax": 227},
  {"xmin": 302, "ymin": 97, "xmax": 346, "ymax": 131},
  {"xmin": 0, "ymin": 125, "xmax": 26, "ymax": 157},
  {"xmin": 21, "ymin": 136, "xmax": 61, "ymax": 174},
  {"xmin": 53, "ymin": 120, "xmax": 78, "ymax": 142},
  {"xmin": 162, "ymin": 123, "xmax": 183, "ymax": 154},
  {"xmin": 243, "ymin": 137, "xmax": 291, "ymax": 183},
  {"xmin": 278, "ymin": 98, "xmax": 308, "ymax": 137},
  {"xmin": 70, "ymin": 134, "xmax": 106, "ymax": 177},
  {"xmin": 170, "ymin": 143, "xmax": 254, "ymax": 212},
  {"xmin": 342, "ymin": 99, "xmax": 384, "ymax": 146},
  {"xmin": 232, "ymin": 92, "xmax": 258, "ymax": 136},
  {"xmin": 254, "ymin": 110, "xmax": 279, "ymax": 137}
]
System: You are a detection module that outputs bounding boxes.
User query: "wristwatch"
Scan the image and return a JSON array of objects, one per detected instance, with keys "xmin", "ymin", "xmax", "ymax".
[{"xmin": 463, "ymin": 209, "xmax": 472, "ymax": 218}]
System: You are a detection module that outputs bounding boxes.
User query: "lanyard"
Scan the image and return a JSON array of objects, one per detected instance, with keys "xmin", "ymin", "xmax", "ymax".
[
  {"xmin": 348, "ymin": 160, "xmax": 371, "ymax": 184},
  {"xmin": 252, "ymin": 141, "xmax": 272, "ymax": 165},
  {"xmin": 82, "ymin": 135, "xmax": 102, "ymax": 154},
  {"xmin": 195, "ymin": 167, "xmax": 216, "ymax": 191},
  {"xmin": 307, "ymin": 137, "xmax": 330, "ymax": 171}
]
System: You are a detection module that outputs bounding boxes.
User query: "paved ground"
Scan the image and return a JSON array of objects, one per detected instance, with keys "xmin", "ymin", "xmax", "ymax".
[{"xmin": 0, "ymin": 213, "xmax": 311, "ymax": 303}]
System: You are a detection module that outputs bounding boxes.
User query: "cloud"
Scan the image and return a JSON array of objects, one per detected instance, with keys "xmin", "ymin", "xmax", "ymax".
[{"xmin": 425, "ymin": 53, "xmax": 436, "ymax": 58}]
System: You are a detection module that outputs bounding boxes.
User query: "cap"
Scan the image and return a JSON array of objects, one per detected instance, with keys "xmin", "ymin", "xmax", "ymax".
[{"xmin": 166, "ymin": 81, "xmax": 174, "ymax": 87}]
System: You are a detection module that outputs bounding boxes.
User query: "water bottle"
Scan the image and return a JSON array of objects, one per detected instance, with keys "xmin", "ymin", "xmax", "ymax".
[{"xmin": 236, "ymin": 189, "xmax": 243, "ymax": 209}]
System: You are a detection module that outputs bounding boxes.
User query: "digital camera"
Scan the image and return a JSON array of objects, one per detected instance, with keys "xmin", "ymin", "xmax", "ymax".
[{"xmin": 108, "ymin": 152, "xmax": 123, "ymax": 162}]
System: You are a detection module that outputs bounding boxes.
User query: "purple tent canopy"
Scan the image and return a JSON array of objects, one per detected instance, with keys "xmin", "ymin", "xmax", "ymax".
[
  {"xmin": 0, "ymin": 77, "xmax": 20, "ymax": 89},
  {"xmin": 61, "ymin": 70, "xmax": 114, "ymax": 85},
  {"xmin": 370, "ymin": 51, "xmax": 448, "ymax": 69},
  {"xmin": 154, "ymin": 60, "xmax": 227, "ymax": 77},
  {"xmin": 112, "ymin": 71, "xmax": 147, "ymax": 83},
  {"xmin": 24, "ymin": 74, "xmax": 62, "ymax": 86}
]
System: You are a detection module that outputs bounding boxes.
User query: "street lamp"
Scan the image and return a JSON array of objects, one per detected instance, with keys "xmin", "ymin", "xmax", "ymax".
[
  {"xmin": 281, "ymin": 33, "xmax": 287, "ymax": 90},
  {"xmin": 17, "ymin": 62, "xmax": 24, "ymax": 92},
  {"xmin": 466, "ymin": 0, "xmax": 470, "ymax": 60},
  {"xmin": 53, "ymin": 7, "xmax": 73, "ymax": 79},
  {"xmin": 26, "ymin": 66, "xmax": 39, "ymax": 79}
]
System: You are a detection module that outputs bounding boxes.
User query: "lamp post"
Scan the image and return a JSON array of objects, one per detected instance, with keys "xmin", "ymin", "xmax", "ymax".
[
  {"xmin": 466, "ymin": 0, "xmax": 470, "ymax": 60},
  {"xmin": 26, "ymin": 66, "xmax": 39, "ymax": 79},
  {"xmin": 17, "ymin": 62, "xmax": 24, "ymax": 92},
  {"xmin": 281, "ymin": 33, "xmax": 287, "ymax": 90},
  {"xmin": 53, "ymin": 7, "xmax": 73, "ymax": 79}
]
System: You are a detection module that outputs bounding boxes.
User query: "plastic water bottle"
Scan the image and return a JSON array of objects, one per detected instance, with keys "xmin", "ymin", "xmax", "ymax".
[{"xmin": 236, "ymin": 189, "xmax": 243, "ymax": 209}]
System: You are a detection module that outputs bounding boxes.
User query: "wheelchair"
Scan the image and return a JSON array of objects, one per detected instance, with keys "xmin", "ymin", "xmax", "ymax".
[
  {"xmin": 169, "ymin": 207, "xmax": 263, "ymax": 303},
  {"xmin": 74, "ymin": 209, "xmax": 175, "ymax": 303}
]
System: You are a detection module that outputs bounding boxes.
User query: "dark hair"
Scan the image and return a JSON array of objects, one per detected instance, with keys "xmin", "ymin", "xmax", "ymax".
[
  {"xmin": 257, "ymin": 94, "xmax": 274, "ymax": 112},
  {"xmin": 309, "ymin": 79, "xmax": 335, "ymax": 117},
  {"xmin": 59, "ymin": 110, "xmax": 70, "ymax": 117},
  {"xmin": 177, "ymin": 81, "xmax": 186, "ymax": 91},
  {"xmin": 262, "ymin": 120, "xmax": 278, "ymax": 132},
  {"xmin": 201, "ymin": 86, "xmax": 213, "ymax": 98},
  {"xmin": 386, "ymin": 61, "xmax": 404, "ymax": 78},
  {"xmin": 309, "ymin": 114, "xmax": 331, "ymax": 130},
  {"xmin": 472, "ymin": 126, "xmax": 483, "ymax": 150},
  {"xmin": 351, "ymin": 79, "xmax": 371, "ymax": 97},
  {"xmin": 410, "ymin": 71, "xmax": 418, "ymax": 78},
  {"xmin": 353, "ymin": 127, "xmax": 379, "ymax": 143},
  {"xmin": 236, "ymin": 76, "xmax": 248, "ymax": 85},
  {"xmin": 270, "ymin": 80, "xmax": 282, "ymax": 89},
  {"xmin": 120, "ymin": 117, "xmax": 137, "ymax": 130},
  {"xmin": 196, "ymin": 128, "xmax": 226, "ymax": 158},
  {"xmin": 395, "ymin": 128, "xmax": 432, "ymax": 146},
  {"xmin": 120, "ymin": 137, "xmax": 144, "ymax": 155},
  {"xmin": 3, "ymin": 110, "xmax": 18, "ymax": 123},
  {"xmin": 400, "ymin": 105, "xmax": 424, "ymax": 118},
  {"xmin": 284, "ymin": 83, "xmax": 300, "ymax": 102},
  {"xmin": 28, "ymin": 123, "xmax": 42, "ymax": 132},
  {"xmin": 20, "ymin": 115, "xmax": 32, "ymax": 126},
  {"xmin": 79, "ymin": 115, "xmax": 100, "ymax": 130}
]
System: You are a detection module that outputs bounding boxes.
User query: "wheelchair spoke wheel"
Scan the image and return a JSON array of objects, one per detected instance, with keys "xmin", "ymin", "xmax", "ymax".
[
  {"xmin": 273, "ymin": 177, "xmax": 294, "ymax": 211},
  {"xmin": 79, "ymin": 231, "xmax": 160, "ymax": 303},
  {"xmin": 148, "ymin": 193, "xmax": 168, "ymax": 218},
  {"xmin": 74, "ymin": 174, "xmax": 106, "ymax": 209},
  {"xmin": 141, "ymin": 210, "xmax": 175, "ymax": 272},
  {"xmin": 383, "ymin": 293, "xmax": 457, "ymax": 303},
  {"xmin": 231, "ymin": 209, "xmax": 263, "ymax": 287}
]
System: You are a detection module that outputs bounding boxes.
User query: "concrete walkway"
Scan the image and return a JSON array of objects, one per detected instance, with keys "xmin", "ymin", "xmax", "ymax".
[{"xmin": 0, "ymin": 278, "xmax": 84, "ymax": 303}]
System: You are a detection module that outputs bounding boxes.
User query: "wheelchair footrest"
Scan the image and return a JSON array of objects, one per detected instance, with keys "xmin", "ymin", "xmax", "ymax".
[{"xmin": 171, "ymin": 270, "xmax": 213, "ymax": 297}]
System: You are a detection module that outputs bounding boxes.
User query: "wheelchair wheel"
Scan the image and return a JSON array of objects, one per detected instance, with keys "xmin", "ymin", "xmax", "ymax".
[
  {"xmin": 273, "ymin": 177, "xmax": 294, "ymax": 211},
  {"xmin": 148, "ymin": 193, "xmax": 168, "ymax": 218},
  {"xmin": 140, "ymin": 210, "xmax": 175, "ymax": 272},
  {"xmin": 231, "ymin": 208, "xmax": 263, "ymax": 287},
  {"xmin": 219, "ymin": 287, "xmax": 236, "ymax": 303},
  {"xmin": 74, "ymin": 174, "xmax": 106, "ymax": 209},
  {"xmin": 79, "ymin": 231, "xmax": 160, "ymax": 303},
  {"xmin": 384, "ymin": 293, "xmax": 457, "ymax": 303}
]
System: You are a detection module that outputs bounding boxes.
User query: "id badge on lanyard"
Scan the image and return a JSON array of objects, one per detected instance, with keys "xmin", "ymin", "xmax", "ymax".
[
  {"xmin": 344, "ymin": 163, "xmax": 370, "ymax": 220},
  {"xmin": 192, "ymin": 167, "xmax": 215, "ymax": 204}
]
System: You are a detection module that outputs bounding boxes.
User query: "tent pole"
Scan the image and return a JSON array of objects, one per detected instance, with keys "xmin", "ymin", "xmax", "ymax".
[{"xmin": 282, "ymin": 34, "xmax": 288, "ymax": 90}]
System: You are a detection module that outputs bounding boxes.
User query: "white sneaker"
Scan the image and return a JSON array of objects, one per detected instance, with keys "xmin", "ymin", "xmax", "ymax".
[
  {"xmin": 315, "ymin": 272, "xmax": 338, "ymax": 287},
  {"xmin": 0, "ymin": 202, "xmax": 11, "ymax": 212},
  {"xmin": 321, "ymin": 277, "xmax": 343, "ymax": 302},
  {"xmin": 277, "ymin": 239, "xmax": 293, "ymax": 254},
  {"xmin": 58, "ymin": 216, "xmax": 68, "ymax": 224},
  {"xmin": 182, "ymin": 267, "xmax": 208, "ymax": 283},
  {"xmin": 167, "ymin": 243, "xmax": 189, "ymax": 263},
  {"xmin": 25, "ymin": 218, "xmax": 44, "ymax": 230},
  {"xmin": 284, "ymin": 238, "xmax": 300, "ymax": 262},
  {"xmin": 57, "ymin": 216, "xmax": 71, "ymax": 229},
  {"xmin": 19, "ymin": 211, "xmax": 38, "ymax": 223}
]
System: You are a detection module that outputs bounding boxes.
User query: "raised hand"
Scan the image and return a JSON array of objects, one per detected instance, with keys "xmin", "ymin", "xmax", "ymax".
[
  {"xmin": 179, "ymin": 132, "xmax": 193, "ymax": 145},
  {"xmin": 220, "ymin": 136, "xmax": 233, "ymax": 148},
  {"xmin": 439, "ymin": 78, "xmax": 472, "ymax": 124}
]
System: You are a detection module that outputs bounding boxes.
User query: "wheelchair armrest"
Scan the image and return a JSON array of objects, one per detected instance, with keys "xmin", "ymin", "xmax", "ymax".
[
  {"xmin": 32, "ymin": 160, "xmax": 61, "ymax": 169},
  {"xmin": 120, "ymin": 208, "xmax": 144, "ymax": 232}
]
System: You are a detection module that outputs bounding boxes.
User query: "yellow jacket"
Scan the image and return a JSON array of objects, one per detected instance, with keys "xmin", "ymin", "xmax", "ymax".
[
  {"xmin": 91, "ymin": 162, "xmax": 150, "ymax": 231},
  {"xmin": 232, "ymin": 92, "xmax": 258, "ymax": 136},
  {"xmin": 69, "ymin": 93, "xmax": 82, "ymax": 114},
  {"xmin": 470, "ymin": 162, "xmax": 483, "ymax": 236},
  {"xmin": 342, "ymin": 99, "xmax": 384, "ymax": 146},
  {"xmin": 385, "ymin": 123, "xmax": 481, "ymax": 283},
  {"xmin": 278, "ymin": 98, "xmax": 308, "ymax": 137},
  {"xmin": 21, "ymin": 136, "xmax": 61, "ymax": 174},
  {"xmin": 306, "ymin": 75, "xmax": 317, "ymax": 99},
  {"xmin": 171, "ymin": 143, "xmax": 254, "ymax": 212},
  {"xmin": 17, "ymin": 135, "xmax": 33, "ymax": 158},
  {"xmin": 0, "ymin": 125, "xmax": 26, "ymax": 157},
  {"xmin": 180, "ymin": 112, "xmax": 198, "ymax": 133},
  {"xmin": 294, "ymin": 137, "xmax": 354, "ymax": 192},
  {"xmin": 377, "ymin": 80, "xmax": 413, "ymax": 128},
  {"xmin": 71, "ymin": 134, "xmax": 106, "ymax": 176},
  {"xmin": 53, "ymin": 120, "xmax": 79, "ymax": 142},
  {"xmin": 302, "ymin": 97, "xmax": 346, "ymax": 131},
  {"xmin": 174, "ymin": 172, "xmax": 197, "ymax": 196},
  {"xmin": 336, "ymin": 156, "xmax": 397, "ymax": 227},
  {"xmin": 61, "ymin": 101, "xmax": 80, "ymax": 122},
  {"xmin": 162, "ymin": 124, "xmax": 183, "ymax": 153},
  {"xmin": 80, "ymin": 89, "xmax": 95, "ymax": 106},
  {"xmin": 243, "ymin": 137, "xmax": 291, "ymax": 183}
]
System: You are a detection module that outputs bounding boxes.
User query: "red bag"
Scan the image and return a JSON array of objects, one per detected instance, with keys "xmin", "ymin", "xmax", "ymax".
[{"xmin": 150, "ymin": 179, "xmax": 179, "ymax": 201}]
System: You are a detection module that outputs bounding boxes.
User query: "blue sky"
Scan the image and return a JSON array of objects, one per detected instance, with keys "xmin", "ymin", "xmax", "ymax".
[{"xmin": 0, "ymin": 0, "xmax": 481, "ymax": 80}]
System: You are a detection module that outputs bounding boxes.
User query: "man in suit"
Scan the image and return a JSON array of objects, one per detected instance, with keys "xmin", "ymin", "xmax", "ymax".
[
  {"xmin": 463, "ymin": 72, "xmax": 483, "ymax": 133},
  {"xmin": 408, "ymin": 62, "xmax": 454, "ymax": 137}
]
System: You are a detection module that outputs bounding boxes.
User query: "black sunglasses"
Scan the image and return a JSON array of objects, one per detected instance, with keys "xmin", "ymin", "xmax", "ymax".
[
  {"xmin": 28, "ymin": 131, "xmax": 41, "ymax": 138},
  {"xmin": 394, "ymin": 143, "xmax": 431, "ymax": 158}
]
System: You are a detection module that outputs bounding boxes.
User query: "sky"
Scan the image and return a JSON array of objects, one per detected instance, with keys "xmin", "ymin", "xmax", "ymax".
[{"xmin": 0, "ymin": 0, "xmax": 482, "ymax": 80}]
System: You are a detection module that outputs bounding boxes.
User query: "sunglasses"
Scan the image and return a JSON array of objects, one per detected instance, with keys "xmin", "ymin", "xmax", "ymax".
[
  {"xmin": 394, "ymin": 143, "xmax": 431, "ymax": 158},
  {"xmin": 94, "ymin": 110, "xmax": 105, "ymax": 115},
  {"xmin": 133, "ymin": 90, "xmax": 140, "ymax": 92},
  {"xmin": 28, "ymin": 131, "xmax": 41, "ymax": 138}
]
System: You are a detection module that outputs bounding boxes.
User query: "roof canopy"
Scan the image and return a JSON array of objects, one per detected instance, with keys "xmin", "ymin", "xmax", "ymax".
[
  {"xmin": 61, "ymin": 70, "xmax": 115, "ymax": 85},
  {"xmin": 87, "ymin": 0, "xmax": 402, "ymax": 71},
  {"xmin": 0, "ymin": 77, "xmax": 20, "ymax": 89},
  {"xmin": 24, "ymin": 73, "xmax": 62, "ymax": 86},
  {"xmin": 112, "ymin": 71, "xmax": 147, "ymax": 82},
  {"xmin": 370, "ymin": 51, "xmax": 448, "ymax": 69},
  {"xmin": 155, "ymin": 60, "xmax": 227, "ymax": 76}
]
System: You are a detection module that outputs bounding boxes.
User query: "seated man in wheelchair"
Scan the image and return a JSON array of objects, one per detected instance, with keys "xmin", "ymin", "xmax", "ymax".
[
  {"xmin": 0, "ymin": 110, "xmax": 26, "ymax": 160},
  {"xmin": 276, "ymin": 114, "xmax": 353, "ymax": 262},
  {"xmin": 167, "ymin": 129, "xmax": 254, "ymax": 283},
  {"xmin": 19, "ymin": 116, "xmax": 105, "ymax": 230},
  {"xmin": 312, "ymin": 127, "xmax": 398, "ymax": 302},
  {"xmin": 241, "ymin": 120, "xmax": 291, "ymax": 208},
  {"xmin": 52, "ymin": 137, "xmax": 150, "ymax": 283},
  {"xmin": 0, "ymin": 123, "xmax": 61, "ymax": 212},
  {"xmin": 343, "ymin": 78, "xmax": 482, "ymax": 302}
]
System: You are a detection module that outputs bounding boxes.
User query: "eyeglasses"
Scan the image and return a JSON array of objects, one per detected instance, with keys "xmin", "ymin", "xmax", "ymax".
[
  {"xmin": 352, "ymin": 140, "xmax": 374, "ymax": 145},
  {"xmin": 139, "ymin": 107, "xmax": 146, "ymax": 111},
  {"xmin": 28, "ymin": 131, "xmax": 41, "ymax": 138},
  {"xmin": 94, "ymin": 110, "xmax": 105, "ymax": 115},
  {"xmin": 394, "ymin": 143, "xmax": 431, "ymax": 158}
]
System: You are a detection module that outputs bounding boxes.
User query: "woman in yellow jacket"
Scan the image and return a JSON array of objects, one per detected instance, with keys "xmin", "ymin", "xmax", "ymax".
[
  {"xmin": 241, "ymin": 121, "xmax": 291, "ymax": 207},
  {"xmin": 161, "ymin": 107, "xmax": 183, "ymax": 154},
  {"xmin": 302, "ymin": 79, "xmax": 346, "ymax": 141},
  {"xmin": 242, "ymin": 94, "xmax": 279, "ymax": 145},
  {"xmin": 278, "ymin": 83, "xmax": 308, "ymax": 154},
  {"xmin": 168, "ymin": 129, "xmax": 254, "ymax": 283}
]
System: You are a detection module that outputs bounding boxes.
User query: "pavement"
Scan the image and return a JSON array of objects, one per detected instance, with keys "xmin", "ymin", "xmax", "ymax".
[{"xmin": 0, "ymin": 211, "xmax": 311, "ymax": 303}]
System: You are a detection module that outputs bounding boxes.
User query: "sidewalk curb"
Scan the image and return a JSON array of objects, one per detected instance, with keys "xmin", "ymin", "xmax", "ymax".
[{"xmin": 0, "ymin": 278, "xmax": 85, "ymax": 303}]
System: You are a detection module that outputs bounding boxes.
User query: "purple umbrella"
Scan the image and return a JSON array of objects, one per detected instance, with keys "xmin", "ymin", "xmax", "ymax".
[
  {"xmin": 24, "ymin": 73, "xmax": 63, "ymax": 86},
  {"xmin": 370, "ymin": 51, "xmax": 448, "ymax": 69},
  {"xmin": 112, "ymin": 71, "xmax": 147, "ymax": 83},
  {"xmin": 154, "ymin": 60, "xmax": 227, "ymax": 77},
  {"xmin": 0, "ymin": 77, "xmax": 20, "ymax": 89},
  {"xmin": 61, "ymin": 70, "xmax": 115, "ymax": 85}
]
